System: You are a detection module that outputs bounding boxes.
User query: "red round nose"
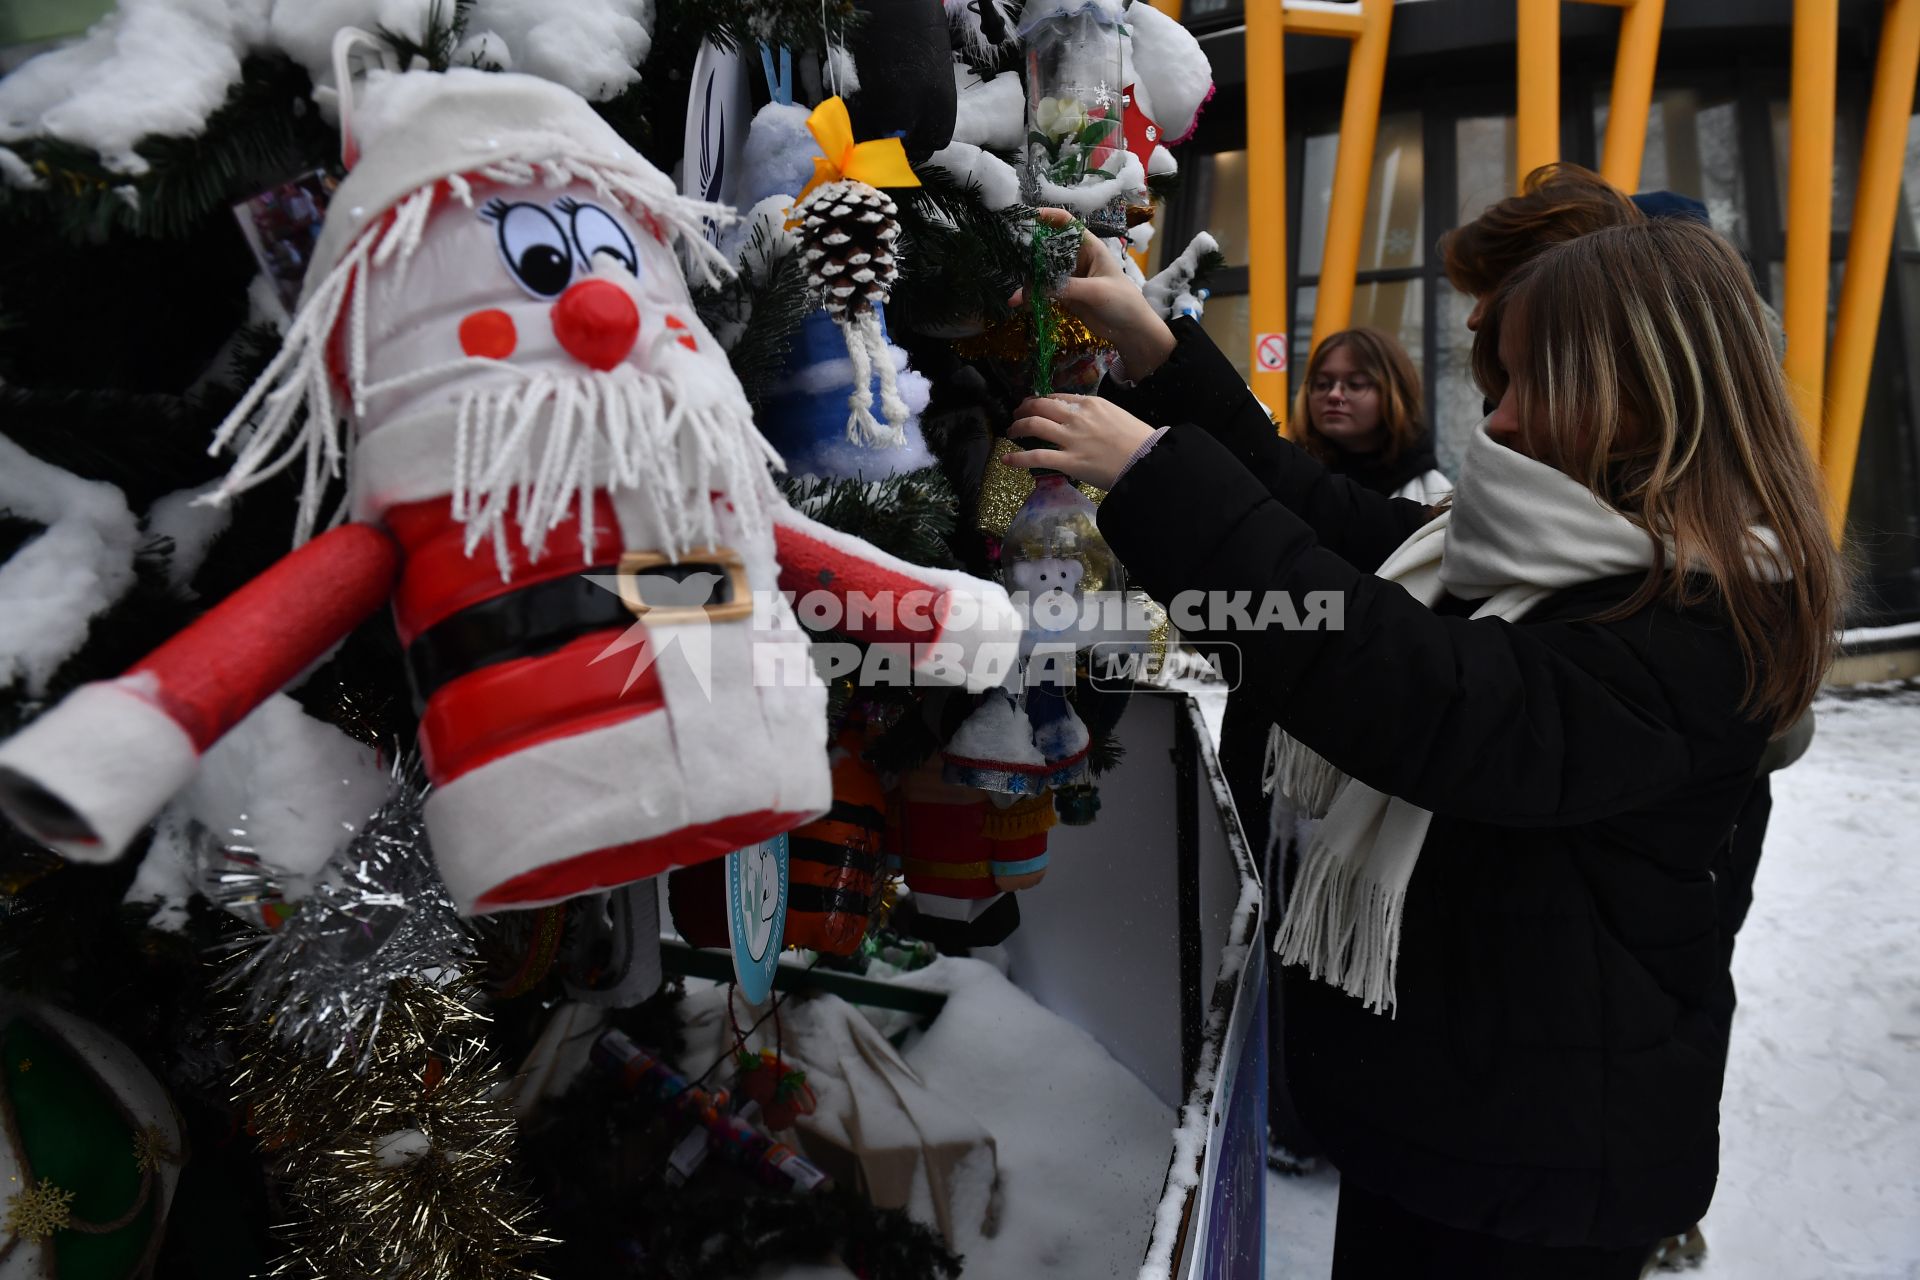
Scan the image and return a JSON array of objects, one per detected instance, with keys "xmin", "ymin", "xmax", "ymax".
[{"xmin": 550, "ymin": 278, "xmax": 639, "ymax": 370}]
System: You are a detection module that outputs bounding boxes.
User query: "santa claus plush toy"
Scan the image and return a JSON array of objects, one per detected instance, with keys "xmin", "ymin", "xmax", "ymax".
[{"xmin": 0, "ymin": 68, "xmax": 1019, "ymax": 916}]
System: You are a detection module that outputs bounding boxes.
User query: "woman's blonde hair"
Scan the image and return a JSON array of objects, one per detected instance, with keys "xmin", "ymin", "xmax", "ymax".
[
  {"xmin": 1473, "ymin": 219, "xmax": 1841, "ymax": 731},
  {"xmin": 1287, "ymin": 327, "xmax": 1427, "ymax": 466}
]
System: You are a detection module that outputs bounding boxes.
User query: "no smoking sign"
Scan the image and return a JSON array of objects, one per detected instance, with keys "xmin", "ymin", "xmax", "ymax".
[{"xmin": 1255, "ymin": 332, "xmax": 1288, "ymax": 373}]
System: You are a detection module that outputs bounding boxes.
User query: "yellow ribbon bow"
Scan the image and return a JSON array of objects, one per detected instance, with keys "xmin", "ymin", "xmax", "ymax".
[{"xmin": 796, "ymin": 95, "xmax": 922, "ymax": 206}]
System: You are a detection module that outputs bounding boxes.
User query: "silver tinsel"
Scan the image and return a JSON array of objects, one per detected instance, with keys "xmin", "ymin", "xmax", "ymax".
[{"xmin": 215, "ymin": 761, "xmax": 471, "ymax": 1070}]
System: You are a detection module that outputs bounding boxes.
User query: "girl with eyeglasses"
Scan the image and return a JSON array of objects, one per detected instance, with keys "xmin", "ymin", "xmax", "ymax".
[{"xmin": 1291, "ymin": 328, "xmax": 1451, "ymax": 504}]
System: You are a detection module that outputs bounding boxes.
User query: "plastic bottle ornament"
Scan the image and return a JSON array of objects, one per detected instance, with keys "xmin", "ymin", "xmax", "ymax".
[
  {"xmin": 943, "ymin": 475, "xmax": 1119, "ymax": 793},
  {"xmin": 1047, "ymin": 337, "xmax": 1113, "ymax": 395},
  {"xmin": 783, "ymin": 730, "xmax": 887, "ymax": 957},
  {"xmin": 1020, "ymin": 0, "xmax": 1131, "ymax": 235},
  {"xmin": 1002, "ymin": 473, "xmax": 1124, "ymax": 652},
  {"xmin": 885, "ymin": 758, "xmax": 1056, "ymax": 901},
  {"xmin": 975, "ymin": 436, "xmax": 1108, "ymax": 544}
]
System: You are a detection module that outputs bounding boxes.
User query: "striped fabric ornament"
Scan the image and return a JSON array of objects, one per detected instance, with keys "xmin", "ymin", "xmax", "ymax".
[{"xmin": 783, "ymin": 732, "xmax": 887, "ymax": 957}]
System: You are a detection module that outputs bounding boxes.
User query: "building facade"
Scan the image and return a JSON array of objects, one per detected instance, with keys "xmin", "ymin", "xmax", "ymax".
[{"xmin": 1160, "ymin": 0, "xmax": 1920, "ymax": 626}]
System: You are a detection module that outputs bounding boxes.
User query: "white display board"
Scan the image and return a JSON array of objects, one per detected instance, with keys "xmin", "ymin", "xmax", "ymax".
[{"xmin": 1003, "ymin": 690, "xmax": 1266, "ymax": 1278}]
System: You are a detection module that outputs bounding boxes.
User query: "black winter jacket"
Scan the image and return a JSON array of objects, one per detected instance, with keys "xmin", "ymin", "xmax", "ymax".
[{"xmin": 1097, "ymin": 320, "xmax": 1770, "ymax": 1249}]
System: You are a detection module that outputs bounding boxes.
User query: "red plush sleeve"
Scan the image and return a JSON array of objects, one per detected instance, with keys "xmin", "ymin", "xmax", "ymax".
[{"xmin": 132, "ymin": 522, "xmax": 400, "ymax": 750}]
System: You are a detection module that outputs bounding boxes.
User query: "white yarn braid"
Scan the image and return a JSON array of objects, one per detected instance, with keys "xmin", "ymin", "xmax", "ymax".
[{"xmin": 842, "ymin": 310, "xmax": 908, "ymax": 449}]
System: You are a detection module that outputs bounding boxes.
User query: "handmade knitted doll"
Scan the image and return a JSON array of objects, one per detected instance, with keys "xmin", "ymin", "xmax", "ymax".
[{"xmin": 0, "ymin": 69, "xmax": 1018, "ymax": 916}]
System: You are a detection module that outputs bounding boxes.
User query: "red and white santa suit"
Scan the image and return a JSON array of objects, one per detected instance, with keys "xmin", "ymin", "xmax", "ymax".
[{"xmin": 0, "ymin": 69, "xmax": 1020, "ymax": 915}]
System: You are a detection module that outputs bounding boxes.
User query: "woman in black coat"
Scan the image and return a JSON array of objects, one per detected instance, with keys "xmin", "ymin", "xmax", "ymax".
[
  {"xmin": 1233, "ymin": 323, "xmax": 1451, "ymax": 1165},
  {"xmin": 1005, "ymin": 216, "xmax": 1841, "ymax": 1277}
]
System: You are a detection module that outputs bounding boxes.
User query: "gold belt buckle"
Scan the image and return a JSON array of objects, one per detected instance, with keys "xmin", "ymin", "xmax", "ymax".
[{"xmin": 614, "ymin": 547, "xmax": 754, "ymax": 623}]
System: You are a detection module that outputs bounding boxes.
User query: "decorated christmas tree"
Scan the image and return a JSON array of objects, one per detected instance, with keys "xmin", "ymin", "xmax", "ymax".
[{"xmin": 0, "ymin": 2, "xmax": 1223, "ymax": 1275}]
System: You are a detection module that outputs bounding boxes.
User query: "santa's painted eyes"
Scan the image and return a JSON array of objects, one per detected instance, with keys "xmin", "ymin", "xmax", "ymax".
[
  {"xmin": 562, "ymin": 199, "xmax": 638, "ymax": 276},
  {"xmin": 488, "ymin": 201, "xmax": 573, "ymax": 298},
  {"xmin": 482, "ymin": 197, "xmax": 642, "ymax": 300}
]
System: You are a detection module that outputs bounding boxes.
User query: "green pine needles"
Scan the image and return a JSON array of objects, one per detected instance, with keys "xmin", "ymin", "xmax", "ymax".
[{"xmin": 0, "ymin": 56, "xmax": 336, "ymax": 244}]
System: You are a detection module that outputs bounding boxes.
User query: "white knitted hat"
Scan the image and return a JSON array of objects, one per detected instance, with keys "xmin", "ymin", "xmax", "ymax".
[{"xmin": 304, "ymin": 67, "xmax": 709, "ymax": 295}]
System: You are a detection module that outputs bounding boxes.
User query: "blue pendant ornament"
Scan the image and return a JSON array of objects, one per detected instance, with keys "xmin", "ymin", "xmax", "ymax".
[{"xmin": 726, "ymin": 833, "xmax": 789, "ymax": 1004}]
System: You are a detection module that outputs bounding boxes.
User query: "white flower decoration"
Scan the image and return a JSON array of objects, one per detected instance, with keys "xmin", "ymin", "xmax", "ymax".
[{"xmin": 1035, "ymin": 95, "xmax": 1089, "ymax": 139}]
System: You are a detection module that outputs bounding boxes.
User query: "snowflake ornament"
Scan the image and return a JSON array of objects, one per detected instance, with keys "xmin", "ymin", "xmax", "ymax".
[{"xmin": 3, "ymin": 1177, "xmax": 73, "ymax": 1244}]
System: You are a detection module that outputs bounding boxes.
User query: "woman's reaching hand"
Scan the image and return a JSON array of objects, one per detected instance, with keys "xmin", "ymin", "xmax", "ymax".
[
  {"xmin": 1003, "ymin": 394, "xmax": 1158, "ymax": 491},
  {"xmin": 1013, "ymin": 208, "xmax": 1177, "ymax": 380}
]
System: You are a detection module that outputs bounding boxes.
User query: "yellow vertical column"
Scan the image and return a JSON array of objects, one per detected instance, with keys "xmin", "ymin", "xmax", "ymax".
[
  {"xmin": 1598, "ymin": 0, "xmax": 1664, "ymax": 190},
  {"xmin": 1783, "ymin": 0, "xmax": 1838, "ymax": 454},
  {"xmin": 1306, "ymin": 0, "xmax": 1393, "ymax": 347},
  {"xmin": 1245, "ymin": 0, "xmax": 1290, "ymax": 419},
  {"xmin": 1821, "ymin": 0, "xmax": 1920, "ymax": 540},
  {"xmin": 1516, "ymin": 0, "xmax": 1562, "ymax": 184}
]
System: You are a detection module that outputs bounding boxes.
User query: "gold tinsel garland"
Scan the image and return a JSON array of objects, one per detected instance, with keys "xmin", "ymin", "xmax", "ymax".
[
  {"xmin": 1127, "ymin": 595, "xmax": 1177, "ymax": 669},
  {"xmin": 977, "ymin": 437, "xmax": 1107, "ymax": 540},
  {"xmin": 235, "ymin": 978, "xmax": 550, "ymax": 1280},
  {"xmin": 958, "ymin": 299, "xmax": 1115, "ymax": 541},
  {"xmin": 952, "ymin": 301, "xmax": 1108, "ymax": 366}
]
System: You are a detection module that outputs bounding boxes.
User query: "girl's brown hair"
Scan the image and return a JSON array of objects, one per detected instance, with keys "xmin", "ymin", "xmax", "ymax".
[
  {"xmin": 1472, "ymin": 219, "xmax": 1842, "ymax": 732},
  {"xmin": 1287, "ymin": 327, "xmax": 1427, "ymax": 466},
  {"xmin": 1441, "ymin": 162, "xmax": 1644, "ymax": 298}
]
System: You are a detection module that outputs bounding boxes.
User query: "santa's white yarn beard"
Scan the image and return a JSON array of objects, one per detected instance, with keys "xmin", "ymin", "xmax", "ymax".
[{"xmin": 443, "ymin": 334, "xmax": 785, "ymax": 575}]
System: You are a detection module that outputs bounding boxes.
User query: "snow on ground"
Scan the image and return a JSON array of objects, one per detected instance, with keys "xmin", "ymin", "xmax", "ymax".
[
  {"xmin": 1264, "ymin": 1163, "xmax": 1340, "ymax": 1277},
  {"xmin": 1196, "ymin": 680, "xmax": 1920, "ymax": 1278},
  {"xmin": 893, "ymin": 959, "xmax": 1174, "ymax": 1276},
  {"xmin": 1706, "ymin": 684, "xmax": 1920, "ymax": 1280}
]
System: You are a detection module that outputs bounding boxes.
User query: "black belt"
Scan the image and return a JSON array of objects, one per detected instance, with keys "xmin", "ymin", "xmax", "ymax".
[{"xmin": 406, "ymin": 553, "xmax": 746, "ymax": 703}]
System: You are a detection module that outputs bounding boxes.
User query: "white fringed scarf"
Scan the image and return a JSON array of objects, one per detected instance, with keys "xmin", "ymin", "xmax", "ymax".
[{"xmin": 1265, "ymin": 417, "xmax": 1664, "ymax": 1015}]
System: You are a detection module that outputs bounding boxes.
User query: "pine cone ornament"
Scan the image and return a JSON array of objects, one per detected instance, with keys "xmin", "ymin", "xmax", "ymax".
[
  {"xmin": 797, "ymin": 177, "xmax": 909, "ymax": 446},
  {"xmin": 799, "ymin": 178, "xmax": 900, "ymax": 320}
]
